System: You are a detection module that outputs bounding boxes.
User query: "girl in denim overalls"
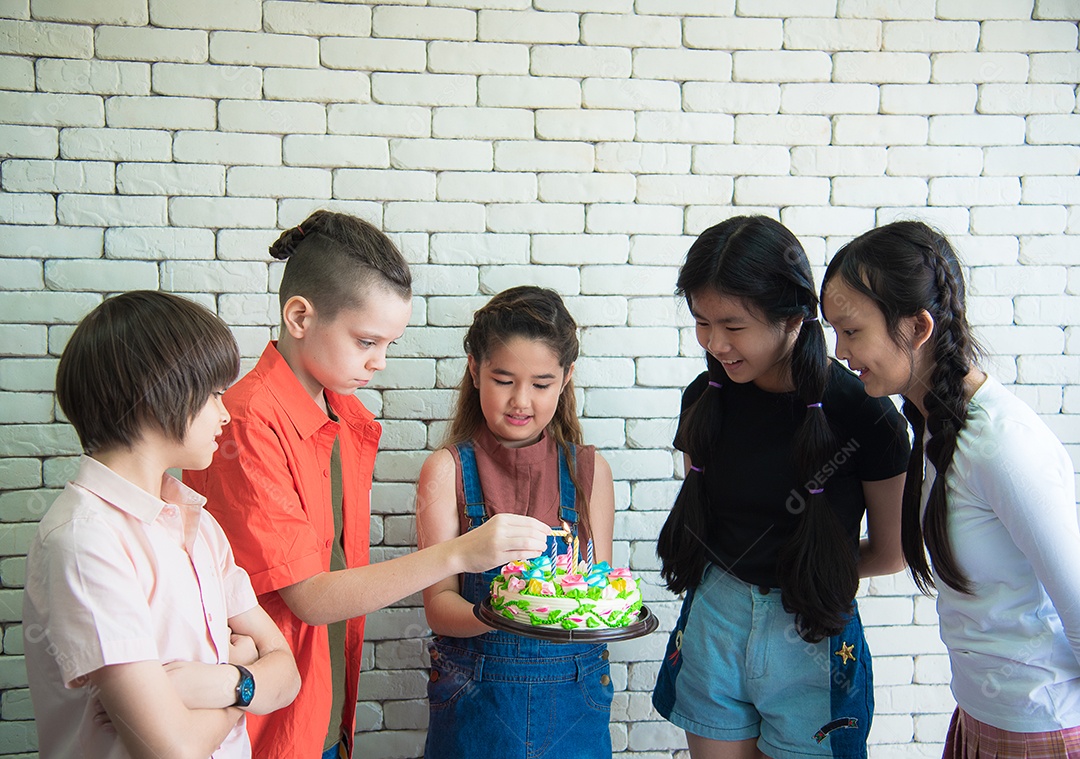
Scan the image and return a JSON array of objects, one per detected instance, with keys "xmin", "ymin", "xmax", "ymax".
[{"xmin": 416, "ymin": 286, "xmax": 617, "ymax": 759}]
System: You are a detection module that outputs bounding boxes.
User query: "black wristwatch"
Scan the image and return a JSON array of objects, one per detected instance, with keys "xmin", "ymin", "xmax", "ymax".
[{"xmin": 233, "ymin": 664, "xmax": 255, "ymax": 708}]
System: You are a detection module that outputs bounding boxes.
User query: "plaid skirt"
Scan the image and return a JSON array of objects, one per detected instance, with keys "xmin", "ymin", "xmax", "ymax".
[{"xmin": 944, "ymin": 708, "xmax": 1080, "ymax": 759}]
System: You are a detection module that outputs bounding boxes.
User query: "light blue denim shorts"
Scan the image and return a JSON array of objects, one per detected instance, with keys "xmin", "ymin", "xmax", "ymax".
[{"xmin": 653, "ymin": 564, "xmax": 873, "ymax": 759}]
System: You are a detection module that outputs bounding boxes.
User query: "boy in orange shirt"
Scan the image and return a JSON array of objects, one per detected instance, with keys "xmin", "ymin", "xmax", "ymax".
[{"xmin": 187, "ymin": 211, "xmax": 549, "ymax": 758}]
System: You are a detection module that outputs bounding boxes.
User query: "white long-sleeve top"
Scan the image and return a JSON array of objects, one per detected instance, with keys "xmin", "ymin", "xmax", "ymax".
[{"xmin": 926, "ymin": 376, "xmax": 1080, "ymax": 731}]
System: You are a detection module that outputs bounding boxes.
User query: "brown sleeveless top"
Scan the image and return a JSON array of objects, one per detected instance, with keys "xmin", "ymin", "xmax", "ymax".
[{"xmin": 449, "ymin": 426, "xmax": 596, "ymax": 542}]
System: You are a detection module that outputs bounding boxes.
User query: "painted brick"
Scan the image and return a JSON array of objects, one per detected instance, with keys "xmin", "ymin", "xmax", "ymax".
[
  {"xmin": 587, "ymin": 388, "xmax": 680, "ymax": 419},
  {"xmin": 732, "ymin": 51, "xmax": 832, "ymax": 82},
  {"xmin": 633, "ymin": 0, "xmax": 734, "ymax": 13},
  {"xmin": 227, "ymin": 166, "xmax": 331, "ymax": 199},
  {"xmin": 321, "ymin": 38, "xmax": 425, "ymax": 73},
  {"xmin": 580, "ymin": 13, "xmax": 681, "ymax": 48},
  {"xmin": 390, "ymin": 139, "xmax": 490, "ymax": 171},
  {"xmin": 151, "ymin": 62, "xmax": 261, "ymax": 100},
  {"xmin": 586, "ymin": 204, "xmax": 682, "ymax": 235},
  {"xmin": 683, "ymin": 17, "xmax": 783, "ymax": 50},
  {"xmin": 384, "ymin": 202, "xmax": 485, "ymax": 233},
  {"xmin": 0, "ymin": 225, "xmax": 101, "ymax": 260},
  {"xmin": 581, "ymin": 265, "xmax": 680, "ymax": 296},
  {"xmin": 35, "ymin": 59, "xmax": 149, "ymax": 95},
  {"xmin": 438, "ymin": 171, "xmax": 535, "ymax": 203},
  {"xmin": 532, "ymin": 45, "xmax": 630, "ymax": 78},
  {"xmin": 791, "ymin": 146, "xmax": 886, "ymax": 176},
  {"xmin": 148, "ymin": 0, "xmax": 261, "ymax": 32},
  {"xmin": 531, "ymin": 234, "xmax": 627, "ymax": 265},
  {"xmin": 105, "ymin": 96, "xmax": 215, "ymax": 130},
  {"xmin": 1027, "ymin": 115, "xmax": 1080, "ymax": 145},
  {"xmin": 582, "ymin": 78, "xmax": 681, "ymax": 112},
  {"xmin": 335, "ymin": 169, "xmax": 434, "ymax": 202},
  {"xmin": 1035, "ymin": 0, "xmax": 1080, "ymax": 18},
  {"xmin": 536, "ymin": 109, "xmax": 634, "ymax": 142},
  {"xmin": 0, "ymin": 192, "xmax": 54, "ymax": 224},
  {"xmin": 45, "ymin": 260, "xmax": 157, "ymax": 292},
  {"xmin": 977, "ymin": 325, "xmax": 1065, "ymax": 355},
  {"xmin": 218, "ymin": 100, "xmax": 326, "ymax": 135},
  {"xmin": 494, "ymin": 141, "xmax": 593, "ymax": 172},
  {"xmin": 0, "ymin": 260, "xmax": 40, "ymax": 290},
  {"xmin": 478, "ymin": 263, "xmax": 578, "ymax": 294},
  {"xmin": 885, "ymin": 146, "xmax": 983, "ymax": 176},
  {"xmin": 636, "ymin": 112, "xmax": 734, "ymax": 145},
  {"xmin": 428, "ymin": 40, "xmax": 527, "ymax": 75},
  {"xmin": 978, "ymin": 84, "xmax": 1077, "ymax": 115},
  {"xmin": 0, "ymin": 292, "xmax": 98, "ymax": 325},
  {"xmin": 628, "ymin": 234, "xmax": 698, "ymax": 266},
  {"xmin": 937, "ymin": 0, "xmax": 1034, "ymax": 18},
  {"xmin": 734, "ymin": 115, "xmax": 831, "ymax": 145},
  {"xmin": 1023, "ymin": 177, "xmax": 1080, "ymax": 205},
  {"xmin": 837, "ymin": 0, "xmax": 934, "ymax": 18},
  {"xmin": 784, "ymin": 18, "xmax": 881, "ymax": 51},
  {"xmin": 733, "ymin": 176, "xmax": 829, "ymax": 206},
  {"xmin": 834, "ymin": 115, "xmax": 928, "ymax": 145},
  {"xmin": 210, "ymin": 31, "xmax": 319, "ymax": 69},
  {"xmin": 0, "ymin": 125, "xmax": 56, "ymax": 159},
  {"xmin": 168, "ymin": 197, "xmax": 276, "ymax": 229},
  {"xmin": 1018, "ymin": 356, "xmax": 1080, "ymax": 385},
  {"xmin": 328, "ymin": 104, "xmax": 430, "ymax": 138},
  {"xmin": 0, "ymin": 54, "xmax": 30, "ymax": 90},
  {"xmin": 374, "ymin": 6, "xmax": 476, "ymax": 41},
  {"xmin": 882, "ymin": 21, "xmax": 980, "ymax": 52},
  {"xmin": 970, "ymin": 265, "xmax": 1066, "ymax": 296},
  {"xmin": 486, "ymin": 202, "xmax": 584, "ymax": 234},
  {"xmin": 563, "ymin": 296, "xmax": 628, "ymax": 327},
  {"xmin": 479, "ymin": 74, "xmax": 579, "ymax": 108},
  {"xmin": 429, "ymin": 234, "xmax": 528, "ymax": 265},
  {"xmin": 31, "ymin": 0, "xmax": 147, "ymax": 25},
  {"xmin": 106, "ymin": 227, "xmax": 215, "ymax": 261},
  {"xmin": 59, "ymin": 127, "xmax": 169, "ymax": 162},
  {"xmin": 876, "ymin": 206, "xmax": 971, "ymax": 237},
  {"xmin": 832, "ymin": 52, "xmax": 931, "ymax": 83},
  {"xmin": 928, "ymin": 177, "xmax": 1020, "ymax": 206},
  {"xmin": 375, "ymin": 72, "xmax": 478, "ymax": 107},
  {"xmin": 265, "ymin": 67, "xmax": 369, "ymax": 103},
  {"xmin": 535, "ymin": 0, "xmax": 627, "ymax": 10},
  {"xmin": 2, "ymin": 159, "xmax": 114, "ymax": 194},
  {"xmin": 1029, "ymin": 53, "xmax": 1080, "ymax": 84},
  {"xmin": 263, "ymin": 1, "xmax": 372, "ymax": 38},
  {"xmin": 94, "ymin": 25, "xmax": 208, "ymax": 63},
  {"xmin": 980, "ymin": 21, "xmax": 1078, "ymax": 52},
  {"xmin": 56, "ymin": 194, "xmax": 165, "ymax": 227},
  {"xmin": 635, "ymin": 175, "xmax": 733, "ymax": 206},
  {"xmin": 880, "ymin": 84, "xmax": 976, "ymax": 115},
  {"xmin": 0, "ymin": 18, "xmax": 91, "ymax": 57},
  {"xmin": 432, "ymin": 107, "xmax": 532, "ymax": 140},
  {"xmin": 173, "ymin": 131, "xmax": 281, "ymax": 166},
  {"xmin": 0, "ymin": 91, "xmax": 102, "ymax": 128},
  {"xmin": 780, "ymin": 83, "xmax": 879, "ymax": 114},
  {"xmin": 928, "ymin": 115, "xmax": 1026, "ymax": 145},
  {"xmin": 735, "ymin": 0, "xmax": 837, "ymax": 16},
  {"xmin": 161, "ymin": 261, "xmax": 266, "ymax": 293},
  {"xmin": 478, "ymin": 10, "xmax": 577, "ymax": 44},
  {"xmin": 215, "ymin": 229, "xmax": 280, "ymax": 262},
  {"xmin": 1020, "ymin": 238, "xmax": 1080, "ymax": 266},
  {"xmin": 632, "ymin": 48, "xmax": 731, "ymax": 84},
  {"xmin": 683, "ymin": 82, "xmax": 780, "ymax": 114},
  {"xmin": 931, "ymin": 52, "xmax": 1030, "ymax": 84},
  {"xmin": 780, "ymin": 205, "xmax": 876, "ymax": 236}
]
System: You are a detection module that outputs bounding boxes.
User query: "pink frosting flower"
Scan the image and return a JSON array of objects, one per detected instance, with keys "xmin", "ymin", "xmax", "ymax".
[
  {"xmin": 507, "ymin": 577, "xmax": 526, "ymax": 592},
  {"xmin": 502, "ymin": 561, "xmax": 526, "ymax": 577},
  {"xmin": 539, "ymin": 581, "xmax": 556, "ymax": 596},
  {"xmin": 559, "ymin": 573, "xmax": 588, "ymax": 592},
  {"xmin": 608, "ymin": 567, "xmax": 633, "ymax": 579},
  {"xmin": 554, "ymin": 552, "xmax": 574, "ymax": 573}
]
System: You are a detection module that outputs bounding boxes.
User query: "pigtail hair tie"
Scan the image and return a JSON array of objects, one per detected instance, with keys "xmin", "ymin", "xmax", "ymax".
[
  {"xmin": 808, "ymin": 487, "xmax": 824, "ymax": 495},
  {"xmin": 807, "ymin": 402, "xmax": 823, "ymax": 409},
  {"xmin": 708, "ymin": 380, "xmax": 722, "ymax": 389},
  {"xmin": 690, "ymin": 465, "xmax": 703, "ymax": 474},
  {"xmin": 296, "ymin": 224, "xmax": 305, "ymax": 237},
  {"xmin": 803, "ymin": 314, "xmax": 818, "ymax": 322}
]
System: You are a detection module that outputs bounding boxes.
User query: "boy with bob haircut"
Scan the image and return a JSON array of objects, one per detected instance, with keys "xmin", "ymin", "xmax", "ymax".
[{"xmin": 24, "ymin": 291, "xmax": 300, "ymax": 759}]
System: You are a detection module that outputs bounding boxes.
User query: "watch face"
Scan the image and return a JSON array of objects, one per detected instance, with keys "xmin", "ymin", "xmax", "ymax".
[{"xmin": 239, "ymin": 676, "xmax": 255, "ymax": 705}]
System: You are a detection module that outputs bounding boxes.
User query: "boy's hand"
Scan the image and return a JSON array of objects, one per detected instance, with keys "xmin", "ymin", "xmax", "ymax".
[
  {"xmin": 454, "ymin": 513, "xmax": 549, "ymax": 573},
  {"xmin": 229, "ymin": 633, "xmax": 258, "ymax": 666}
]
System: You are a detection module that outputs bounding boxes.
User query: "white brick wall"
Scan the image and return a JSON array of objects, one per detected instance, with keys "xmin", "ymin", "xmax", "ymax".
[{"xmin": 1, "ymin": 3, "xmax": 1078, "ymax": 758}]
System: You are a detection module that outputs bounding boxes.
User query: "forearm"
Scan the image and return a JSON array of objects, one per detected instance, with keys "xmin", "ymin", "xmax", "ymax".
[
  {"xmin": 857, "ymin": 537, "xmax": 906, "ymax": 578},
  {"xmin": 424, "ymin": 587, "xmax": 492, "ymax": 638},
  {"xmin": 245, "ymin": 648, "xmax": 300, "ymax": 714},
  {"xmin": 284, "ymin": 540, "xmax": 464, "ymax": 626}
]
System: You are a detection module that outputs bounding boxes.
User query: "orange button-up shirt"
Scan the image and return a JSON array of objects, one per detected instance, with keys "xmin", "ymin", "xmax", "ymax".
[{"xmin": 185, "ymin": 342, "xmax": 380, "ymax": 759}]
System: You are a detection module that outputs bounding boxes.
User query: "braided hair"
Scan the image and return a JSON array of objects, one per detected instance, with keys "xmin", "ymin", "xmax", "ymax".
[
  {"xmin": 270, "ymin": 209, "xmax": 411, "ymax": 319},
  {"xmin": 657, "ymin": 216, "xmax": 859, "ymax": 643},
  {"xmin": 822, "ymin": 221, "xmax": 979, "ymax": 594}
]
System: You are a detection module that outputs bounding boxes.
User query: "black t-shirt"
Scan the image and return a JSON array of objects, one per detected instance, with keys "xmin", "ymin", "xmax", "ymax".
[{"xmin": 674, "ymin": 360, "xmax": 911, "ymax": 588}]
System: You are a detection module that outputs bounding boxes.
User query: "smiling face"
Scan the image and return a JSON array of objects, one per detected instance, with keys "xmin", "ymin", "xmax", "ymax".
[
  {"xmin": 470, "ymin": 335, "xmax": 571, "ymax": 449},
  {"xmin": 690, "ymin": 287, "xmax": 800, "ymax": 393},
  {"xmin": 822, "ymin": 277, "xmax": 923, "ymax": 399},
  {"xmin": 285, "ymin": 286, "xmax": 412, "ymax": 402},
  {"xmin": 179, "ymin": 392, "xmax": 231, "ymax": 471}
]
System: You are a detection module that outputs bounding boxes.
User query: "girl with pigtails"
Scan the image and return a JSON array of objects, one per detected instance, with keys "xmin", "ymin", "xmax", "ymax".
[
  {"xmin": 822, "ymin": 221, "xmax": 1080, "ymax": 756},
  {"xmin": 653, "ymin": 215, "xmax": 911, "ymax": 759}
]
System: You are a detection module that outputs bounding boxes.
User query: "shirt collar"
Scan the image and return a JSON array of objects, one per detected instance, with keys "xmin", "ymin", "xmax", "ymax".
[
  {"xmin": 73, "ymin": 455, "xmax": 206, "ymax": 524},
  {"xmin": 256, "ymin": 342, "xmax": 375, "ymax": 439}
]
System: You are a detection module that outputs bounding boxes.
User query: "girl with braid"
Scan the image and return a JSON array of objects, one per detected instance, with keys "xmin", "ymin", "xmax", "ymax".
[
  {"xmin": 653, "ymin": 216, "xmax": 911, "ymax": 759},
  {"xmin": 822, "ymin": 221, "xmax": 1080, "ymax": 756}
]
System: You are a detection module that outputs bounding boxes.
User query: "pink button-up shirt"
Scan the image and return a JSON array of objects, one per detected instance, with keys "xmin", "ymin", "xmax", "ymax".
[{"xmin": 23, "ymin": 455, "xmax": 258, "ymax": 759}]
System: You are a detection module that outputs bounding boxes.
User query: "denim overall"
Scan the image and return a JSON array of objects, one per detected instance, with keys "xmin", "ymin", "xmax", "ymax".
[{"xmin": 424, "ymin": 441, "xmax": 614, "ymax": 759}]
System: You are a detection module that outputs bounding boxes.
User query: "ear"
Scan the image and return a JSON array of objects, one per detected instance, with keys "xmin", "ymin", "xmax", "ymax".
[
  {"xmin": 910, "ymin": 309, "xmax": 935, "ymax": 353},
  {"xmin": 281, "ymin": 295, "xmax": 316, "ymax": 340},
  {"xmin": 467, "ymin": 354, "xmax": 480, "ymax": 389},
  {"xmin": 561, "ymin": 362, "xmax": 575, "ymax": 391},
  {"xmin": 784, "ymin": 314, "xmax": 805, "ymax": 335}
]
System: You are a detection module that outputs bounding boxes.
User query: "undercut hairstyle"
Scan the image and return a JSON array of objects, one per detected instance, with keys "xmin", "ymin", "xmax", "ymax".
[
  {"xmin": 443, "ymin": 286, "xmax": 591, "ymax": 538},
  {"xmin": 657, "ymin": 215, "xmax": 858, "ymax": 643},
  {"xmin": 270, "ymin": 209, "xmax": 411, "ymax": 320},
  {"xmin": 56, "ymin": 290, "xmax": 240, "ymax": 454},
  {"xmin": 823, "ymin": 220, "xmax": 980, "ymax": 595}
]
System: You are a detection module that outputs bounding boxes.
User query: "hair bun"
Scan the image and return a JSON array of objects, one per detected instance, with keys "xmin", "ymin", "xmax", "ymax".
[{"xmin": 269, "ymin": 226, "xmax": 304, "ymax": 260}]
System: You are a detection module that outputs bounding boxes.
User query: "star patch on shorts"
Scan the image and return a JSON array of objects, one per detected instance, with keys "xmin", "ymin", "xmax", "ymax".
[
  {"xmin": 813, "ymin": 718, "xmax": 858, "ymax": 743},
  {"xmin": 834, "ymin": 641, "xmax": 855, "ymax": 664}
]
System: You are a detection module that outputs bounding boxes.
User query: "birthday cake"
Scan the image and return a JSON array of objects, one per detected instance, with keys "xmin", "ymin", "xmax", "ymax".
[{"xmin": 489, "ymin": 553, "xmax": 643, "ymax": 630}]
